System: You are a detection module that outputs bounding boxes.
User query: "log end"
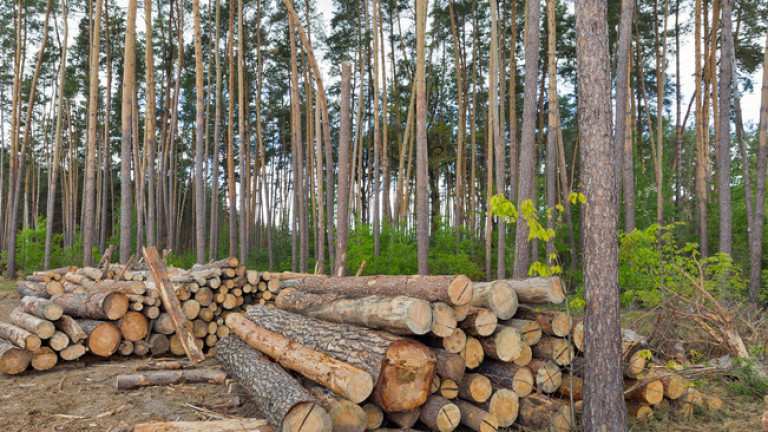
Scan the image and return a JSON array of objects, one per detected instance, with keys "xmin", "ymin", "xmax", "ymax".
[
  {"xmin": 434, "ymin": 402, "xmax": 461, "ymax": 432},
  {"xmin": 119, "ymin": 311, "xmax": 150, "ymax": 342},
  {"xmin": 87, "ymin": 322, "xmax": 122, "ymax": 357},
  {"xmin": 490, "ymin": 327, "xmax": 522, "ymax": 362},
  {"xmin": 326, "ymin": 400, "xmax": 368, "ymax": 432},
  {"xmin": 406, "ymin": 299, "xmax": 435, "ymax": 335},
  {"xmin": 447, "ymin": 275, "xmax": 473, "ymax": 306},
  {"xmin": 513, "ymin": 366, "xmax": 534, "ymax": 398},
  {"xmin": 104, "ymin": 292, "xmax": 130, "ymax": 320},
  {"xmin": 489, "ymin": 283, "xmax": 518, "ymax": 320},
  {"xmin": 282, "ymin": 402, "xmax": 331, "ymax": 432},
  {"xmin": 31, "ymin": 347, "xmax": 58, "ymax": 371},
  {"xmin": 373, "ymin": 339, "xmax": 436, "ymax": 413},
  {"xmin": 547, "ymin": 277, "xmax": 566, "ymax": 304},
  {"xmin": 345, "ymin": 371, "xmax": 375, "ymax": 405},
  {"xmin": 487, "ymin": 388, "xmax": 520, "ymax": 427},
  {"xmin": 0, "ymin": 344, "xmax": 32, "ymax": 375},
  {"xmin": 362, "ymin": 403, "xmax": 383, "ymax": 430}
]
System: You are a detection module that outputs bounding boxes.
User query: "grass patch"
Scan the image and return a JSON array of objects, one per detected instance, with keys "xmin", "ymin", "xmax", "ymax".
[{"xmin": 0, "ymin": 280, "xmax": 16, "ymax": 294}]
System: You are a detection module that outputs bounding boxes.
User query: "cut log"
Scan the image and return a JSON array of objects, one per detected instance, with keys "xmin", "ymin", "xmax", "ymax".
[
  {"xmin": 247, "ymin": 270, "xmax": 261, "ymax": 285},
  {"xmin": 116, "ymin": 368, "xmax": 228, "ymax": 389},
  {"xmin": 278, "ymin": 274, "xmax": 473, "ymax": 306},
  {"xmin": 143, "ymin": 247, "xmax": 204, "ymax": 362},
  {"xmin": 133, "ymin": 339, "xmax": 150, "ymax": 356},
  {"xmin": 517, "ymin": 393, "xmax": 572, "ymax": 432},
  {"xmin": 153, "ymin": 313, "xmax": 175, "ymax": 335},
  {"xmin": 470, "ymin": 281, "xmax": 518, "ymax": 319},
  {"xmin": 528, "ymin": 359, "xmax": 563, "ymax": 394},
  {"xmin": 454, "ymin": 400, "xmax": 498, "ymax": 432},
  {"xmin": 54, "ymin": 315, "xmax": 86, "ymax": 343},
  {"xmin": 302, "ymin": 379, "xmax": 368, "ymax": 432},
  {"xmin": 479, "ymin": 388, "xmax": 519, "ymax": 427},
  {"xmin": 476, "ymin": 360, "xmax": 534, "ymax": 397},
  {"xmin": 426, "ymin": 328, "xmax": 466, "ymax": 354},
  {"xmin": 362, "ymin": 403, "xmax": 384, "ymax": 430},
  {"xmin": 622, "ymin": 330, "xmax": 650, "ymax": 379},
  {"xmin": 82, "ymin": 280, "xmax": 146, "ymax": 295},
  {"xmin": 79, "ymin": 320, "xmax": 121, "ymax": 357},
  {"xmin": 431, "ymin": 374, "xmax": 441, "ymax": 393},
  {"xmin": 170, "ymin": 334, "xmax": 205, "ymax": 356},
  {"xmin": 31, "ymin": 347, "xmax": 58, "ymax": 371},
  {"xmin": 20, "ymin": 296, "xmax": 63, "ymax": 320},
  {"xmin": 647, "ymin": 370, "xmax": 686, "ymax": 400},
  {"xmin": 192, "ymin": 320, "xmax": 208, "ymax": 339},
  {"xmin": 504, "ymin": 277, "xmax": 565, "ymax": 304},
  {"xmin": 514, "ymin": 343, "xmax": 532, "ymax": 367},
  {"xmin": 459, "ymin": 308, "xmax": 498, "ymax": 337},
  {"xmin": 479, "ymin": 326, "xmax": 522, "ymax": 362},
  {"xmin": 433, "ymin": 349, "xmax": 465, "ymax": 383},
  {"xmin": 419, "ymin": 395, "xmax": 461, "ymax": 432},
  {"xmin": 515, "ymin": 306, "xmax": 571, "ymax": 337},
  {"xmin": 46, "ymin": 281, "xmax": 65, "ymax": 296},
  {"xmin": 60, "ymin": 343, "xmax": 87, "ymax": 361},
  {"xmin": 626, "ymin": 401, "xmax": 654, "ymax": 420},
  {"xmin": 0, "ymin": 338, "xmax": 32, "ymax": 374},
  {"xmin": 9, "ymin": 309, "xmax": 55, "ymax": 339},
  {"xmin": 77, "ymin": 266, "xmax": 104, "ymax": 280},
  {"xmin": 116, "ymin": 312, "xmax": 148, "ymax": 342},
  {"xmin": 132, "ymin": 419, "xmax": 273, "ymax": 432},
  {"xmin": 532, "ymin": 336, "xmax": 574, "ymax": 366},
  {"xmin": 48, "ymin": 331, "xmax": 70, "ymax": 351},
  {"xmin": 51, "ymin": 290, "xmax": 129, "ymax": 320},
  {"xmin": 439, "ymin": 378, "xmax": 459, "ymax": 399},
  {"xmin": 16, "ymin": 280, "xmax": 48, "ymax": 298},
  {"xmin": 571, "ymin": 320, "xmax": 584, "ymax": 352},
  {"xmin": 226, "ymin": 313, "xmax": 374, "ymax": 403},
  {"xmin": 149, "ymin": 334, "xmax": 170, "ymax": 355},
  {"xmin": 501, "ymin": 319, "xmax": 541, "ymax": 346},
  {"xmin": 216, "ymin": 336, "xmax": 331, "ymax": 432},
  {"xmin": 452, "ymin": 304, "xmax": 470, "ymax": 321},
  {"xmin": 245, "ymin": 305, "xmax": 435, "ymax": 413},
  {"xmin": 458, "ymin": 373, "xmax": 493, "ymax": 404},
  {"xmin": 118, "ymin": 340, "xmax": 135, "ymax": 356},
  {"xmin": 197, "ymin": 257, "xmax": 239, "ymax": 269},
  {"xmin": 194, "ymin": 287, "xmax": 213, "ymax": 306},
  {"xmin": 0, "ymin": 321, "xmax": 41, "ymax": 350},
  {"xmin": 625, "ymin": 378, "xmax": 664, "ymax": 405},
  {"xmin": 386, "ymin": 410, "xmax": 420, "ymax": 428},
  {"xmin": 460, "ymin": 337, "xmax": 484, "ymax": 369},
  {"xmin": 275, "ymin": 288, "xmax": 434, "ymax": 335},
  {"xmin": 556, "ymin": 373, "xmax": 582, "ymax": 400},
  {"xmin": 182, "ymin": 300, "xmax": 201, "ymax": 320},
  {"xmin": 144, "ymin": 306, "xmax": 160, "ymax": 320},
  {"xmin": 672, "ymin": 387, "xmax": 703, "ymax": 420}
]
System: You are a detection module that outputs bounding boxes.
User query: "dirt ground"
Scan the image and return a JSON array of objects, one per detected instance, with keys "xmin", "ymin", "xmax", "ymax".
[{"xmin": 0, "ymin": 287, "xmax": 765, "ymax": 432}]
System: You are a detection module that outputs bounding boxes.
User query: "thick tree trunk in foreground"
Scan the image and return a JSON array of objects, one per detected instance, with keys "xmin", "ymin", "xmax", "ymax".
[
  {"xmin": 245, "ymin": 305, "xmax": 435, "ymax": 413},
  {"xmin": 216, "ymin": 336, "xmax": 332, "ymax": 432}
]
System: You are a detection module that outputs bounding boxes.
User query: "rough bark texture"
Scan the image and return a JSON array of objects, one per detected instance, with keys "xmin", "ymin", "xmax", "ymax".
[
  {"xmin": 455, "ymin": 399, "xmax": 498, "ymax": 432},
  {"xmin": 717, "ymin": 0, "xmax": 734, "ymax": 255},
  {"xmin": 517, "ymin": 393, "xmax": 572, "ymax": 432},
  {"xmin": 335, "ymin": 63, "xmax": 353, "ymax": 276},
  {"xmin": 433, "ymin": 349, "xmax": 466, "ymax": 383},
  {"xmin": 132, "ymin": 419, "xmax": 274, "ymax": 432},
  {"xmin": 504, "ymin": 278, "xmax": 565, "ymax": 304},
  {"xmin": 244, "ymin": 305, "xmax": 435, "ymax": 413},
  {"xmin": 0, "ymin": 321, "xmax": 40, "ymax": 350},
  {"xmin": 275, "ymin": 288, "xmax": 434, "ymax": 335},
  {"xmin": 193, "ymin": 0, "xmax": 206, "ymax": 264},
  {"xmin": 20, "ymin": 297, "xmax": 66, "ymax": 321},
  {"xmin": 415, "ymin": 0, "xmax": 429, "ymax": 275},
  {"xmin": 9, "ymin": 309, "xmax": 55, "ymax": 339},
  {"xmin": 116, "ymin": 369, "xmax": 228, "ymax": 389},
  {"xmin": 419, "ymin": 395, "xmax": 461, "ymax": 432},
  {"xmin": 120, "ymin": 0, "xmax": 137, "ymax": 263},
  {"xmin": 0, "ymin": 338, "xmax": 32, "ymax": 375},
  {"xmin": 476, "ymin": 360, "xmax": 534, "ymax": 398},
  {"xmin": 575, "ymin": 0, "xmax": 628, "ymax": 428},
  {"xmin": 51, "ymin": 290, "xmax": 129, "ymax": 321},
  {"xmin": 55, "ymin": 315, "xmax": 87, "ymax": 343},
  {"xmin": 302, "ymin": 379, "xmax": 367, "ymax": 432},
  {"xmin": 216, "ymin": 336, "xmax": 331, "ymax": 432}
]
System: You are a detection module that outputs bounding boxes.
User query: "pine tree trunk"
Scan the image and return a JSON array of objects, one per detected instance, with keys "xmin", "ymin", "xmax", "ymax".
[
  {"xmin": 415, "ymin": 0, "xmax": 429, "ymax": 275},
  {"xmin": 193, "ymin": 0, "xmax": 206, "ymax": 263},
  {"xmin": 717, "ymin": 0, "xmax": 734, "ymax": 255},
  {"xmin": 145, "ymin": 0, "xmax": 157, "ymax": 248},
  {"xmin": 227, "ymin": 2, "xmax": 238, "ymax": 258},
  {"xmin": 120, "ymin": 0, "xmax": 137, "ymax": 263},
  {"xmin": 335, "ymin": 63, "xmax": 353, "ymax": 275}
]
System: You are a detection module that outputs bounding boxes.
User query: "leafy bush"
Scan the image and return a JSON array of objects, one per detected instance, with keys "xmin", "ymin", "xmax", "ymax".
[{"xmin": 728, "ymin": 356, "xmax": 768, "ymax": 397}]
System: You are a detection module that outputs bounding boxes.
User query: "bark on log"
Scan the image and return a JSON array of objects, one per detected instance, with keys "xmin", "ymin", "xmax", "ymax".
[
  {"xmin": 532, "ymin": 336, "xmax": 574, "ymax": 366},
  {"xmin": 216, "ymin": 336, "xmax": 331, "ymax": 432},
  {"xmin": 556, "ymin": 372, "xmax": 582, "ymax": 400},
  {"xmin": 60, "ymin": 343, "xmax": 87, "ymax": 361},
  {"xmin": 419, "ymin": 395, "xmax": 461, "ymax": 432},
  {"xmin": 476, "ymin": 360, "xmax": 534, "ymax": 397},
  {"xmin": 48, "ymin": 331, "xmax": 70, "ymax": 351},
  {"xmin": 479, "ymin": 388, "xmax": 519, "ymax": 427},
  {"xmin": 528, "ymin": 359, "xmax": 563, "ymax": 394},
  {"xmin": 517, "ymin": 393, "xmax": 572, "ymax": 432},
  {"xmin": 9, "ymin": 308, "xmax": 55, "ymax": 339},
  {"xmin": 460, "ymin": 337, "xmax": 484, "ymax": 369},
  {"xmin": 433, "ymin": 349, "xmax": 465, "ymax": 382},
  {"xmin": 245, "ymin": 305, "xmax": 435, "ymax": 413},
  {"xmin": 454, "ymin": 400, "xmax": 498, "ymax": 432},
  {"xmin": 279, "ymin": 274, "xmax": 473, "ymax": 306},
  {"xmin": 500, "ymin": 318, "xmax": 541, "ymax": 345},
  {"xmin": 118, "ymin": 340, "xmax": 134, "ymax": 356},
  {"xmin": 82, "ymin": 280, "xmax": 146, "ymax": 295},
  {"xmin": 149, "ymin": 334, "xmax": 170, "ymax": 355},
  {"xmin": 459, "ymin": 308, "xmax": 498, "ymax": 337},
  {"xmin": 0, "ymin": 321, "xmax": 41, "ymax": 350},
  {"xmin": 430, "ymin": 302, "xmax": 458, "ymax": 338},
  {"xmin": 16, "ymin": 281, "xmax": 48, "ymax": 298},
  {"xmin": 196, "ymin": 257, "xmax": 239, "ymax": 269},
  {"xmin": 226, "ymin": 313, "xmax": 374, "ymax": 403},
  {"xmin": 362, "ymin": 403, "xmax": 383, "ymax": 430},
  {"xmin": 77, "ymin": 266, "xmax": 104, "ymax": 280},
  {"xmin": 470, "ymin": 281, "xmax": 518, "ymax": 319},
  {"xmin": 55, "ymin": 315, "xmax": 87, "ymax": 343},
  {"xmin": 20, "ymin": 296, "xmax": 63, "ymax": 320},
  {"xmin": 625, "ymin": 378, "xmax": 664, "ymax": 405},
  {"xmin": 458, "ymin": 373, "xmax": 493, "ymax": 404},
  {"xmin": 51, "ymin": 290, "xmax": 129, "ymax": 320},
  {"xmin": 626, "ymin": 401, "xmax": 653, "ymax": 419},
  {"xmin": 0, "ymin": 338, "xmax": 32, "ymax": 374},
  {"xmin": 132, "ymin": 419, "xmax": 274, "ymax": 432},
  {"xmin": 118, "ymin": 311, "xmax": 149, "ymax": 341},
  {"xmin": 515, "ymin": 306, "xmax": 571, "ymax": 337},
  {"xmin": 302, "ymin": 379, "xmax": 368, "ymax": 432},
  {"xmin": 672, "ymin": 387, "xmax": 703, "ymax": 420},
  {"xmin": 116, "ymin": 368, "xmax": 228, "ymax": 389},
  {"xmin": 479, "ymin": 326, "xmax": 522, "ymax": 362},
  {"xmin": 31, "ymin": 347, "xmax": 58, "ymax": 371},
  {"xmin": 622, "ymin": 330, "xmax": 650, "ymax": 379},
  {"xmin": 386, "ymin": 410, "xmax": 420, "ymax": 428},
  {"xmin": 275, "ymin": 288, "xmax": 434, "ymax": 335},
  {"xmin": 503, "ymin": 277, "xmax": 565, "ymax": 304},
  {"xmin": 79, "ymin": 319, "xmax": 121, "ymax": 357}
]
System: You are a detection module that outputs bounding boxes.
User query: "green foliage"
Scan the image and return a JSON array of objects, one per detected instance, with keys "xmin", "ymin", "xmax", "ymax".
[
  {"xmin": 0, "ymin": 218, "xmax": 85, "ymax": 275},
  {"xmin": 728, "ymin": 356, "xmax": 768, "ymax": 397}
]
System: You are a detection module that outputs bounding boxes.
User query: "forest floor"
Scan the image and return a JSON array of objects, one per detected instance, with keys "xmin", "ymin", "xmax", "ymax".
[{"xmin": 0, "ymin": 289, "xmax": 764, "ymax": 431}]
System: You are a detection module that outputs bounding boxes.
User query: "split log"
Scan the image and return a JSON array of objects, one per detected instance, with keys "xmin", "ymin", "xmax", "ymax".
[
  {"xmin": 51, "ymin": 290, "xmax": 129, "ymax": 320},
  {"xmin": 459, "ymin": 308, "xmax": 498, "ymax": 337},
  {"xmin": 216, "ymin": 336, "xmax": 331, "ymax": 432},
  {"xmin": 626, "ymin": 401, "xmax": 654, "ymax": 419},
  {"xmin": 439, "ymin": 378, "xmax": 459, "ymax": 399},
  {"xmin": 9, "ymin": 309, "xmax": 55, "ymax": 339},
  {"xmin": 625, "ymin": 378, "xmax": 664, "ymax": 405},
  {"xmin": 470, "ymin": 281, "xmax": 518, "ymax": 319},
  {"xmin": 48, "ymin": 331, "xmax": 70, "ymax": 351},
  {"xmin": 479, "ymin": 326, "xmax": 522, "ymax": 362},
  {"xmin": 20, "ymin": 296, "xmax": 63, "ymax": 320},
  {"xmin": 275, "ymin": 289, "xmax": 434, "ymax": 335},
  {"xmin": 571, "ymin": 320, "xmax": 584, "ymax": 352},
  {"xmin": 386, "ymin": 410, "xmax": 420, "ymax": 428},
  {"xmin": 517, "ymin": 393, "xmax": 572, "ymax": 432},
  {"xmin": 118, "ymin": 312, "xmax": 149, "ymax": 341},
  {"xmin": 132, "ymin": 419, "xmax": 274, "ymax": 432},
  {"xmin": 0, "ymin": 338, "xmax": 32, "ymax": 374},
  {"xmin": 143, "ymin": 247, "xmax": 204, "ymax": 362},
  {"xmin": 0, "ymin": 321, "xmax": 41, "ymax": 350},
  {"xmin": 31, "ymin": 347, "xmax": 58, "ymax": 371},
  {"xmin": 118, "ymin": 340, "xmax": 134, "ymax": 356},
  {"xmin": 362, "ymin": 403, "xmax": 384, "ymax": 430},
  {"xmin": 116, "ymin": 368, "xmax": 228, "ymax": 389},
  {"xmin": 149, "ymin": 334, "xmax": 170, "ymax": 355},
  {"xmin": 501, "ymin": 319, "xmax": 542, "ymax": 346},
  {"xmin": 479, "ymin": 388, "xmax": 519, "ymax": 427},
  {"xmin": 454, "ymin": 400, "xmax": 498, "ymax": 432},
  {"xmin": 279, "ymin": 274, "xmax": 473, "ymax": 306},
  {"xmin": 433, "ymin": 349, "xmax": 465, "ymax": 383},
  {"xmin": 245, "ymin": 305, "xmax": 435, "ymax": 413},
  {"xmin": 55, "ymin": 315, "xmax": 87, "ymax": 343},
  {"xmin": 532, "ymin": 336, "xmax": 574, "ymax": 366},
  {"xmin": 419, "ymin": 395, "xmax": 461, "ymax": 432},
  {"xmin": 476, "ymin": 360, "xmax": 534, "ymax": 398},
  {"xmin": 460, "ymin": 337, "xmax": 484, "ymax": 369},
  {"xmin": 528, "ymin": 359, "xmax": 563, "ymax": 394},
  {"xmin": 514, "ymin": 343, "xmax": 532, "ymax": 367},
  {"xmin": 60, "ymin": 343, "xmax": 87, "ymax": 361},
  {"xmin": 504, "ymin": 277, "xmax": 565, "ymax": 304},
  {"xmin": 515, "ymin": 306, "xmax": 571, "ymax": 337},
  {"xmin": 458, "ymin": 373, "xmax": 493, "ymax": 404},
  {"xmin": 556, "ymin": 373, "xmax": 582, "ymax": 400},
  {"xmin": 79, "ymin": 320, "xmax": 121, "ymax": 357},
  {"xmin": 226, "ymin": 313, "xmax": 374, "ymax": 403},
  {"xmin": 302, "ymin": 379, "xmax": 368, "ymax": 432}
]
